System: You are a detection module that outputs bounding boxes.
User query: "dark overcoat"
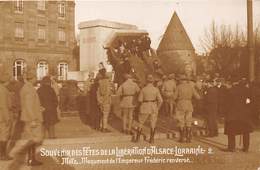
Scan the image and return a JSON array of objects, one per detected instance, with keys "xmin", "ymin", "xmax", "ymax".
[
  {"xmin": 37, "ymin": 85, "xmax": 59, "ymax": 127},
  {"xmin": 224, "ymin": 84, "xmax": 254, "ymax": 135}
]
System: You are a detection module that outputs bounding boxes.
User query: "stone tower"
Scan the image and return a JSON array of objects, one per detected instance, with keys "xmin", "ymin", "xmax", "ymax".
[{"xmin": 157, "ymin": 12, "xmax": 196, "ymax": 76}]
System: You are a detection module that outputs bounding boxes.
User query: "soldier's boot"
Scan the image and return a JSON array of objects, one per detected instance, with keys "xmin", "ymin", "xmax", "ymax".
[
  {"xmin": 0, "ymin": 141, "xmax": 12, "ymax": 160},
  {"xmin": 149, "ymin": 128, "xmax": 155, "ymax": 144},
  {"xmin": 134, "ymin": 128, "xmax": 142, "ymax": 143},
  {"xmin": 27, "ymin": 145, "xmax": 42, "ymax": 166},
  {"xmin": 224, "ymin": 135, "xmax": 235, "ymax": 152},
  {"xmin": 186, "ymin": 127, "xmax": 192, "ymax": 143},
  {"xmin": 178, "ymin": 128, "xmax": 185, "ymax": 143}
]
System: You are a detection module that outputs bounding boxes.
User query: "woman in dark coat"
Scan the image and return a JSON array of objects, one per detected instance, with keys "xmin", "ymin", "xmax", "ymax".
[
  {"xmin": 224, "ymin": 79, "xmax": 254, "ymax": 152},
  {"xmin": 37, "ymin": 76, "xmax": 59, "ymax": 138}
]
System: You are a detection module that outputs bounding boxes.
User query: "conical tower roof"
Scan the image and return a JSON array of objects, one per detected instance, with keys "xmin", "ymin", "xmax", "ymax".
[{"xmin": 157, "ymin": 12, "xmax": 194, "ymax": 53}]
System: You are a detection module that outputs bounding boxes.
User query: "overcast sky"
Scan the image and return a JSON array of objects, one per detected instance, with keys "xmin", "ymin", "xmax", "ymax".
[{"xmin": 75, "ymin": 0, "xmax": 260, "ymax": 53}]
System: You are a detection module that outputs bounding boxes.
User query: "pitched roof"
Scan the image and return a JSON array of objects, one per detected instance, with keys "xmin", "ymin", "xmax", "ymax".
[{"xmin": 157, "ymin": 12, "xmax": 194, "ymax": 52}]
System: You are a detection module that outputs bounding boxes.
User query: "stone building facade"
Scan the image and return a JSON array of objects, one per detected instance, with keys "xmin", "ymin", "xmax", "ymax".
[{"xmin": 0, "ymin": 0, "xmax": 76, "ymax": 80}]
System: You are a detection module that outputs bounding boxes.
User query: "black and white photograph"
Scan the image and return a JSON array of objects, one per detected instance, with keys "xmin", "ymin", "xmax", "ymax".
[{"xmin": 0, "ymin": 0, "xmax": 260, "ymax": 170}]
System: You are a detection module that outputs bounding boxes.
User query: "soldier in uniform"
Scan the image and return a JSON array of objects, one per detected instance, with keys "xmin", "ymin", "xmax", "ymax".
[
  {"xmin": 117, "ymin": 74, "xmax": 140, "ymax": 134},
  {"xmin": 161, "ymin": 73, "xmax": 177, "ymax": 116},
  {"xmin": 20, "ymin": 72, "xmax": 44, "ymax": 166},
  {"xmin": 84, "ymin": 72, "xmax": 95, "ymax": 117},
  {"xmin": 175, "ymin": 74, "xmax": 200, "ymax": 143},
  {"xmin": 135, "ymin": 74, "xmax": 163, "ymax": 143},
  {"xmin": 0, "ymin": 74, "xmax": 12, "ymax": 160},
  {"xmin": 97, "ymin": 69, "xmax": 112, "ymax": 132}
]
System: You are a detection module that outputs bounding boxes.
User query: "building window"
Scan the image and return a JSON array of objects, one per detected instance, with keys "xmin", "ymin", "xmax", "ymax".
[
  {"xmin": 58, "ymin": 1, "xmax": 65, "ymax": 18},
  {"xmin": 37, "ymin": 61, "xmax": 48, "ymax": 80},
  {"xmin": 13, "ymin": 59, "xmax": 26, "ymax": 80},
  {"xmin": 15, "ymin": 22, "xmax": 24, "ymax": 39},
  {"xmin": 58, "ymin": 28, "xmax": 66, "ymax": 42},
  {"xmin": 58, "ymin": 62, "xmax": 68, "ymax": 80},
  {"xmin": 14, "ymin": 0, "xmax": 23, "ymax": 13},
  {"xmin": 38, "ymin": 25, "xmax": 46, "ymax": 40},
  {"xmin": 37, "ymin": 0, "xmax": 45, "ymax": 11}
]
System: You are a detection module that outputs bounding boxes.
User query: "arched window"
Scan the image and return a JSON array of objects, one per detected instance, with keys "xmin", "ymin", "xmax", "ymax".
[
  {"xmin": 13, "ymin": 59, "xmax": 26, "ymax": 80},
  {"xmin": 58, "ymin": 62, "xmax": 68, "ymax": 80},
  {"xmin": 37, "ymin": 61, "xmax": 48, "ymax": 80}
]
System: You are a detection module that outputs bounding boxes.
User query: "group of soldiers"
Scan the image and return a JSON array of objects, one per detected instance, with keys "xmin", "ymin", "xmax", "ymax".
[
  {"xmin": 84, "ymin": 68, "xmax": 200, "ymax": 144},
  {"xmin": 84, "ymin": 66, "xmax": 259, "ymax": 152}
]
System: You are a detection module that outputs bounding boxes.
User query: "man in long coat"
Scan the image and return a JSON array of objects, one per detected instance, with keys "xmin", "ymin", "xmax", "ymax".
[
  {"xmin": 37, "ymin": 76, "xmax": 59, "ymax": 139},
  {"xmin": 20, "ymin": 72, "xmax": 44, "ymax": 166},
  {"xmin": 224, "ymin": 78, "xmax": 254, "ymax": 152},
  {"xmin": 204, "ymin": 80, "xmax": 219, "ymax": 137}
]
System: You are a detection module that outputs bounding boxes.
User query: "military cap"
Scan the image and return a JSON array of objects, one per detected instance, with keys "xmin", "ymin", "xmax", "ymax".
[
  {"xmin": 124, "ymin": 73, "xmax": 132, "ymax": 79},
  {"xmin": 146, "ymin": 74, "xmax": 154, "ymax": 83},
  {"xmin": 168, "ymin": 73, "xmax": 175, "ymax": 79},
  {"xmin": 162, "ymin": 75, "xmax": 167, "ymax": 80},
  {"xmin": 178, "ymin": 74, "xmax": 188, "ymax": 81}
]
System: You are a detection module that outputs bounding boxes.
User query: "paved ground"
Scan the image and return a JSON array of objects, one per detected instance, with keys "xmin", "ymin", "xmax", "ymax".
[
  {"xmin": 1, "ymin": 136, "xmax": 260, "ymax": 170},
  {"xmin": 0, "ymin": 114, "xmax": 260, "ymax": 170}
]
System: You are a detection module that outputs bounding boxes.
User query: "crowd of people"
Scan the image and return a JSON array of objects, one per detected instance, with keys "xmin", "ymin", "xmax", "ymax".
[
  {"xmin": 84, "ymin": 67, "xmax": 259, "ymax": 152},
  {"xmin": 0, "ymin": 72, "xmax": 59, "ymax": 165},
  {"xmin": 192, "ymin": 74, "xmax": 260, "ymax": 152},
  {"xmin": 112, "ymin": 34, "xmax": 151, "ymax": 60},
  {"xmin": 1, "ymin": 63, "xmax": 259, "ymax": 167},
  {"xmin": 106, "ymin": 35, "xmax": 153, "ymax": 85}
]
